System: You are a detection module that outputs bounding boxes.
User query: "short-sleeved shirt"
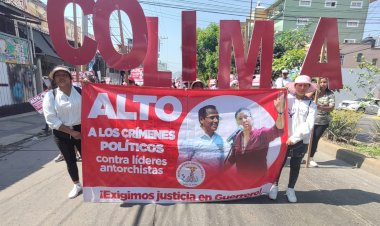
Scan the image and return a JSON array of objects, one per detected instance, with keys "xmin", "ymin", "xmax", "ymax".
[
  {"xmin": 178, "ymin": 133, "xmax": 225, "ymax": 178},
  {"xmin": 275, "ymin": 77, "xmax": 292, "ymax": 88},
  {"xmin": 315, "ymin": 90, "xmax": 335, "ymax": 125}
]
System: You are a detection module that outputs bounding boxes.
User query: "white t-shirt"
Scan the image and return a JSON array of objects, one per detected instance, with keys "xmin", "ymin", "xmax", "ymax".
[
  {"xmin": 287, "ymin": 94, "xmax": 317, "ymax": 144},
  {"xmin": 275, "ymin": 77, "xmax": 292, "ymax": 88}
]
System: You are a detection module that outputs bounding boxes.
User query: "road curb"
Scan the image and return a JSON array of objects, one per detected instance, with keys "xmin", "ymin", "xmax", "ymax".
[{"xmin": 318, "ymin": 139, "xmax": 380, "ymax": 175}]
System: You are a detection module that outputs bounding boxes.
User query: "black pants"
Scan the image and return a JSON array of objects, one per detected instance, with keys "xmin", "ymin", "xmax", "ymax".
[
  {"xmin": 275, "ymin": 142, "xmax": 307, "ymax": 189},
  {"xmin": 310, "ymin": 124, "xmax": 329, "ymax": 158},
  {"xmin": 53, "ymin": 125, "xmax": 81, "ymax": 182}
]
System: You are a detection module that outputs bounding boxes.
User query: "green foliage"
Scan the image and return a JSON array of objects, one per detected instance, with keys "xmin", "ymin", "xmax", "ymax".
[
  {"xmin": 274, "ymin": 27, "xmax": 310, "ymax": 56},
  {"xmin": 272, "ymin": 27, "xmax": 310, "ymax": 77},
  {"xmin": 196, "ymin": 23, "xmax": 219, "ymax": 82},
  {"xmin": 347, "ymin": 60, "xmax": 380, "ymax": 99},
  {"xmin": 330, "ymin": 119, "xmax": 380, "ymax": 158},
  {"xmin": 196, "ymin": 23, "xmax": 236, "ymax": 82},
  {"xmin": 326, "ymin": 110, "xmax": 363, "ymax": 142},
  {"xmin": 370, "ymin": 121, "xmax": 380, "ymax": 143},
  {"xmin": 339, "ymin": 143, "xmax": 380, "ymax": 158},
  {"xmin": 272, "ymin": 49, "xmax": 306, "ymax": 73}
]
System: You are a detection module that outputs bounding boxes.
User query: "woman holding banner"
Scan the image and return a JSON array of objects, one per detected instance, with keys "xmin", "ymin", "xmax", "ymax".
[
  {"xmin": 269, "ymin": 75, "xmax": 317, "ymax": 203},
  {"xmin": 42, "ymin": 66, "xmax": 83, "ymax": 199},
  {"xmin": 225, "ymin": 93, "xmax": 285, "ymax": 181}
]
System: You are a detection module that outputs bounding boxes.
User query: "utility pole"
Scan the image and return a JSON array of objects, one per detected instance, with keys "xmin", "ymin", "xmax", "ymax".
[
  {"xmin": 118, "ymin": 9, "xmax": 126, "ymax": 54},
  {"xmin": 158, "ymin": 36, "xmax": 168, "ymax": 57},
  {"xmin": 82, "ymin": 13, "xmax": 88, "ymax": 71},
  {"xmin": 73, "ymin": 2, "xmax": 80, "ymax": 82},
  {"xmin": 245, "ymin": 0, "xmax": 253, "ymax": 53}
]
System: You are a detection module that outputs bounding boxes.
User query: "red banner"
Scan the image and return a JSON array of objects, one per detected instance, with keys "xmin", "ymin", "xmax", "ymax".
[
  {"xmin": 28, "ymin": 91, "xmax": 47, "ymax": 114},
  {"xmin": 82, "ymin": 84, "xmax": 288, "ymax": 203}
]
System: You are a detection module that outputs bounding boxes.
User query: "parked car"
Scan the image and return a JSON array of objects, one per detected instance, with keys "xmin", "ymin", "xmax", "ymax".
[
  {"xmin": 337, "ymin": 98, "xmax": 372, "ymax": 112},
  {"xmin": 364, "ymin": 99, "xmax": 380, "ymax": 115}
]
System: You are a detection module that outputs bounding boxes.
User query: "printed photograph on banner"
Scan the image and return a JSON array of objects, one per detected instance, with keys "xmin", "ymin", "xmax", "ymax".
[{"xmin": 177, "ymin": 95, "xmax": 283, "ymax": 189}]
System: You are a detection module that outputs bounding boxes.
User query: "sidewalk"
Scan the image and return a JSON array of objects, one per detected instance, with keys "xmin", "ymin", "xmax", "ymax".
[
  {"xmin": 0, "ymin": 112, "xmax": 379, "ymax": 175},
  {"xmin": 0, "ymin": 112, "xmax": 46, "ymax": 147}
]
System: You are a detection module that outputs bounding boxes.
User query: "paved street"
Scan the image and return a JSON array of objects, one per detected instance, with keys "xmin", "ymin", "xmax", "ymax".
[
  {"xmin": 0, "ymin": 112, "xmax": 46, "ymax": 147},
  {"xmin": 356, "ymin": 114, "xmax": 380, "ymax": 143},
  {"xmin": 0, "ymin": 124, "xmax": 379, "ymax": 225}
]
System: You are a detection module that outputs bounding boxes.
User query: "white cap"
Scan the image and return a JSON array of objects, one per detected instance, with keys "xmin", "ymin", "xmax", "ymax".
[{"xmin": 281, "ymin": 70, "xmax": 289, "ymax": 74}]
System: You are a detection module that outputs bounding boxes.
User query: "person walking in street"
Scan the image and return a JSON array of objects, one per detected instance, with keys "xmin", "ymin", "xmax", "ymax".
[
  {"xmin": 275, "ymin": 70, "xmax": 292, "ymax": 88},
  {"xmin": 269, "ymin": 75, "xmax": 317, "ymax": 203},
  {"xmin": 42, "ymin": 66, "xmax": 83, "ymax": 199},
  {"xmin": 307, "ymin": 77, "xmax": 335, "ymax": 167}
]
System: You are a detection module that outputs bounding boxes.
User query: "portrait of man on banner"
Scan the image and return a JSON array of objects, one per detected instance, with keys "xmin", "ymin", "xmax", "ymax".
[{"xmin": 177, "ymin": 104, "xmax": 225, "ymax": 182}]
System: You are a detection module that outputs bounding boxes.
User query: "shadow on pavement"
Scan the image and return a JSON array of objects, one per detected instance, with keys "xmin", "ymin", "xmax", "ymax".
[
  {"xmin": 0, "ymin": 135, "xmax": 58, "ymax": 191},
  {"xmin": 118, "ymin": 188, "xmax": 380, "ymax": 207},
  {"xmin": 230, "ymin": 189, "xmax": 380, "ymax": 206},
  {"xmin": 336, "ymin": 149, "xmax": 366, "ymax": 168},
  {"xmin": 316, "ymin": 160, "xmax": 355, "ymax": 167},
  {"xmin": 119, "ymin": 203, "xmax": 153, "ymax": 225}
]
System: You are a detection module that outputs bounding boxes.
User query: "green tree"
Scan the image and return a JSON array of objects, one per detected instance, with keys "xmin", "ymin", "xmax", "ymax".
[
  {"xmin": 197, "ymin": 23, "xmax": 219, "ymax": 82},
  {"xmin": 272, "ymin": 27, "xmax": 310, "ymax": 78},
  {"xmin": 272, "ymin": 49, "xmax": 306, "ymax": 74},
  {"xmin": 346, "ymin": 60, "xmax": 380, "ymax": 99},
  {"xmin": 196, "ymin": 23, "xmax": 236, "ymax": 82}
]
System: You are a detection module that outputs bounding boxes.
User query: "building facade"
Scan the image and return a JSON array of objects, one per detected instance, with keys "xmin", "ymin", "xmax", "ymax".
[
  {"xmin": 260, "ymin": 0, "xmax": 376, "ymax": 43},
  {"xmin": 0, "ymin": 0, "xmax": 83, "ymax": 117},
  {"xmin": 340, "ymin": 42, "xmax": 380, "ymax": 68}
]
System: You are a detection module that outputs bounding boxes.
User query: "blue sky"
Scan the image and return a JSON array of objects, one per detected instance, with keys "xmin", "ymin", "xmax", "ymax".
[{"xmin": 41, "ymin": 0, "xmax": 379, "ymax": 73}]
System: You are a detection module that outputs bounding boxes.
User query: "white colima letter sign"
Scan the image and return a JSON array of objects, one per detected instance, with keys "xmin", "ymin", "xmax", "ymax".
[{"xmin": 88, "ymin": 93, "xmax": 182, "ymax": 122}]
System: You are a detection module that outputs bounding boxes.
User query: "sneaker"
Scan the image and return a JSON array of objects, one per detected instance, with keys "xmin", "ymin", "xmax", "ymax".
[
  {"xmin": 268, "ymin": 184, "xmax": 278, "ymax": 200},
  {"xmin": 286, "ymin": 188, "xmax": 297, "ymax": 203},
  {"xmin": 54, "ymin": 154, "xmax": 64, "ymax": 163},
  {"xmin": 309, "ymin": 159, "xmax": 318, "ymax": 167},
  {"xmin": 77, "ymin": 156, "xmax": 82, "ymax": 162},
  {"xmin": 68, "ymin": 183, "xmax": 82, "ymax": 199}
]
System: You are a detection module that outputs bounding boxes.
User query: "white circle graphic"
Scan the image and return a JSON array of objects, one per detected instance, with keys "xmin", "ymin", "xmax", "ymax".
[
  {"xmin": 177, "ymin": 95, "xmax": 281, "ymax": 167},
  {"xmin": 176, "ymin": 161, "xmax": 206, "ymax": 187}
]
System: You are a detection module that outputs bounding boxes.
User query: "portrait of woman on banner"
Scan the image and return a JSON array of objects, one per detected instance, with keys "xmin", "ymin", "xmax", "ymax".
[{"xmin": 224, "ymin": 93, "xmax": 285, "ymax": 183}]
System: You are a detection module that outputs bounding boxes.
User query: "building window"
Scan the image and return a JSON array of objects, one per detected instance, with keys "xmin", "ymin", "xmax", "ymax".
[
  {"xmin": 350, "ymin": 1, "xmax": 363, "ymax": 8},
  {"xmin": 357, "ymin": 53, "xmax": 363, "ymax": 62},
  {"xmin": 297, "ymin": 18, "xmax": 310, "ymax": 26},
  {"xmin": 373, "ymin": 58, "xmax": 378, "ymax": 65},
  {"xmin": 340, "ymin": 54, "xmax": 344, "ymax": 65},
  {"xmin": 344, "ymin": 39, "xmax": 356, "ymax": 43},
  {"xmin": 347, "ymin": 20, "xmax": 359, "ymax": 27},
  {"xmin": 299, "ymin": 0, "xmax": 312, "ymax": 7},
  {"xmin": 325, "ymin": 0, "xmax": 337, "ymax": 8}
]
